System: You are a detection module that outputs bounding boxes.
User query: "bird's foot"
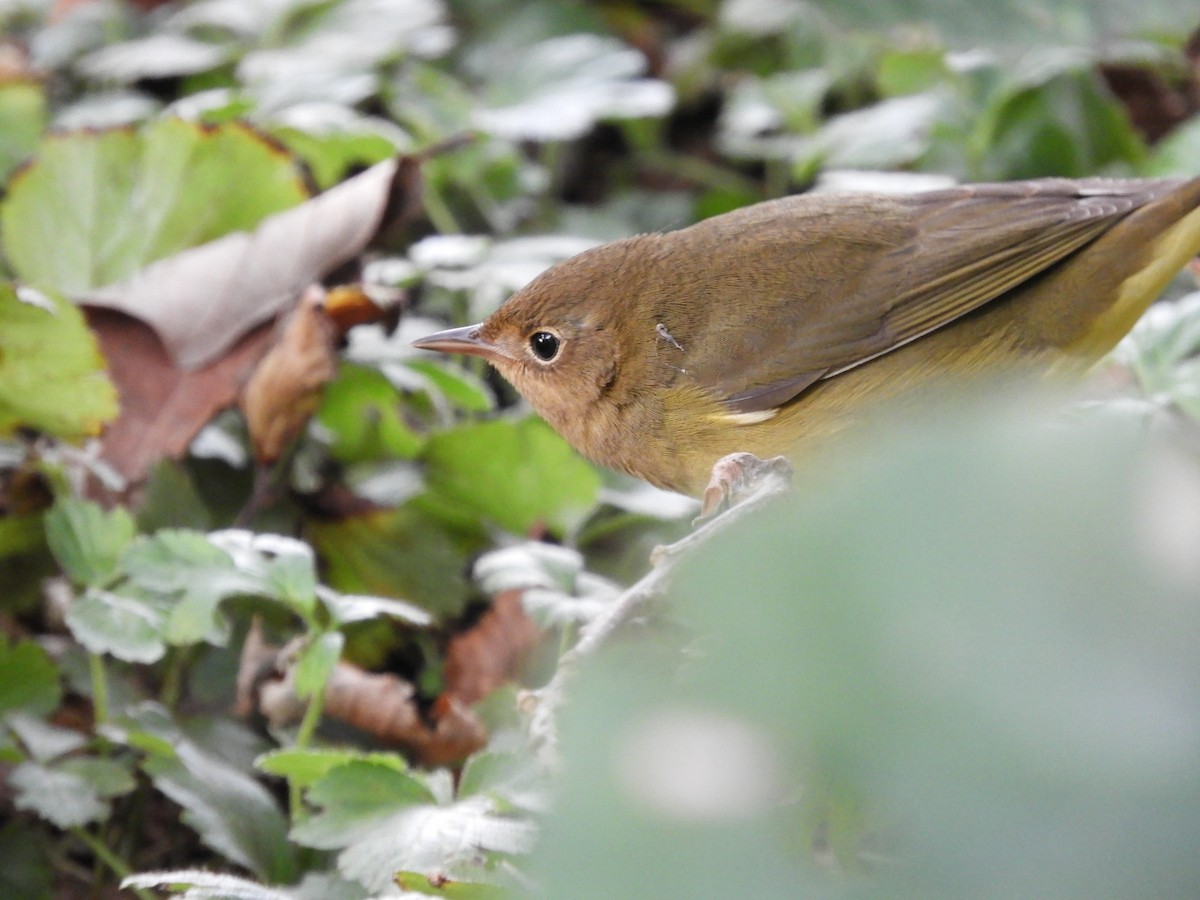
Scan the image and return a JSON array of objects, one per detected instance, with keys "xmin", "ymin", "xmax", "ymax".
[{"xmin": 698, "ymin": 452, "xmax": 793, "ymax": 520}]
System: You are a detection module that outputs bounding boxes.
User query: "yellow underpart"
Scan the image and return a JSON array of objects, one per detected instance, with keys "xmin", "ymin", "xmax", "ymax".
[{"xmin": 1066, "ymin": 202, "xmax": 1200, "ymax": 358}]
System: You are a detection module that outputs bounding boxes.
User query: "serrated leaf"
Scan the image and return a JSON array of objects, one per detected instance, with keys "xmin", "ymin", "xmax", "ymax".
[
  {"xmin": 293, "ymin": 761, "xmax": 536, "ymax": 892},
  {"xmin": 58, "ymin": 756, "xmax": 137, "ymax": 798},
  {"xmin": 120, "ymin": 529, "xmax": 240, "ymax": 594},
  {"xmin": 0, "ymin": 284, "xmax": 118, "ymax": 440},
  {"xmin": 9, "ymin": 761, "xmax": 110, "ymax": 828},
  {"xmin": 164, "ymin": 586, "xmax": 232, "ymax": 646},
  {"xmin": 44, "ymin": 497, "xmax": 136, "ymax": 587},
  {"xmin": 256, "ymin": 749, "xmax": 407, "ymax": 790},
  {"xmin": 291, "ymin": 761, "xmax": 436, "ymax": 850},
  {"xmin": 78, "ymin": 33, "xmax": 231, "ymax": 82},
  {"xmin": 0, "ymin": 639, "xmax": 60, "ymax": 718},
  {"xmin": 1110, "ymin": 292, "xmax": 1200, "ymax": 421},
  {"xmin": 317, "ymin": 588, "xmax": 432, "ymax": 627},
  {"xmin": 335, "ymin": 800, "xmax": 537, "ymax": 893},
  {"xmin": 473, "ymin": 34, "xmax": 674, "ymax": 141},
  {"xmin": 123, "ymin": 869, "xmax": 296, "ymax": 900},
  {"xmin": 471, "ymin": 543, "xmax": 582, "ymax": 595},
  {"xmin": 207, "ymin": 530, "xmax": 319, "ymax": 618},
  {"xmin": 65, "ymin": 588, "xmax": 166, "ymax": 664},
  {"xmin": 6, "ymin": 713, "xmax": 87, "ymax": 763},
  {"xmin": 457, "ymin": 751, "xmax": 549, "ymax": 815},
  {"xmin": 423, "ymin": 417, "xmax": 601, "ymax": 536},
  {"xmin": 144, "ymin": 740, "xmax": 298, "ymax": 882}
]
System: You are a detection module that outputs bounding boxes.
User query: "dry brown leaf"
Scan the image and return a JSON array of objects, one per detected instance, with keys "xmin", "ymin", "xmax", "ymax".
[
  {"xmin": 237, "ymin": 621, "xmax": 488, "ymax": 766},
  {"xmin": 442, "ymin": 589, "xmax": 541, "ymax": 707},
  {"xmin": 88, "ymin": 307, "xmax": 274, "ymax": 486},
  {"xmin": 239, "ymin": 285, "xmax": 339, "ymax": 466},
  {"xmin": 83, "ymin": 155, "xmax": 421, "ymax": 371}
]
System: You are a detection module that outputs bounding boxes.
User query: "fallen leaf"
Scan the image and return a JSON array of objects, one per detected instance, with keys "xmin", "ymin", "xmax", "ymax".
[
  {"xmin": 240, "ymin": 285, "xmax": 340, "ymax": 466},
  {"xmin": 84, "ymin": 155, "xmax": 419, "ymax": 369},
  {"xmin": 442, "ymin": 589, "xmax": 540, "ymax": 708},
  {"xmin": 87, "ymin": 308, "xmax": 272, "ymax": 486}
]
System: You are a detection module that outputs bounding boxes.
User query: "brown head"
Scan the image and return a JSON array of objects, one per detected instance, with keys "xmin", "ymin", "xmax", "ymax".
[{"xmin": 411, "ymin": 237, "xmax": 662, "ymax": 438}]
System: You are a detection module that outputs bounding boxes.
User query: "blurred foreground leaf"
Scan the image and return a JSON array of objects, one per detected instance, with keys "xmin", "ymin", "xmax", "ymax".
[{"xmin": 536, "ymin": 385, "xmax": 1200, "ymax": 898}]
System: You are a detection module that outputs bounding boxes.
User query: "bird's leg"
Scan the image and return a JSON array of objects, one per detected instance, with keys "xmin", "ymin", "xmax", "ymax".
[{"xmin": 699, "ymin": 451, "xmax": 793, "ymax": 519}]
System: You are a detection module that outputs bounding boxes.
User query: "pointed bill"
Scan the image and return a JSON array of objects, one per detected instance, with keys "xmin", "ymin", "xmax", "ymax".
[{"xmin": 412, "ymin": 323, "xmax": 508, "ymax": 362}]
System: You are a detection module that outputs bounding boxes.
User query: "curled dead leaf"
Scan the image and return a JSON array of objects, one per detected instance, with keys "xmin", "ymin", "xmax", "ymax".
[
  {"xmin": 443, "ymin": 589, "xmax": 540, "ymax": 707},
  {"xmin": 84, "ymin": 154, "xmax": 422, "ymax": 371},
  {"xmin": 239, "ymin": 285, "xmax": 339, "ymax": 466},
  {"xmin": 237, "ymin": 623, "xmax": 488, "ymax": 766},
  {"xmin": 88, "ymin": 307, "xmax": 274, "ymax": 487}
]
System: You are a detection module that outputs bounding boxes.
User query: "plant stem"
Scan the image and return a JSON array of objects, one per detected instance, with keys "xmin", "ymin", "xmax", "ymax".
[
  {"xmin": 89, "ymin": 653, "xmax": 110, "ymax": 749},
  {"xmin": 288, "ymin": 686, "xmax": 328, "ymax": 815},
  {"xmin": 70, "ymin": 827, "xmax": 156, "ymax": 900},
  {"xmin": 422, "ymin": 181, "xmax": 462, "ymax": 234},
  {"xmin": 158, "ymin": 644, "xmax": 193, "ymax": 712}
]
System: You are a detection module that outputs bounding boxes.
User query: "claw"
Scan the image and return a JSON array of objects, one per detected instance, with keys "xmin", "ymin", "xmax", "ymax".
[{"xmin": 699, "ymin": 452, "xmax": 793, "ymax": 519}]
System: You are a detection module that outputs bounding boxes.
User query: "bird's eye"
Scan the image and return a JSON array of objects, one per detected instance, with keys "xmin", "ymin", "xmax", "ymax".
[{"xmin": 529, "ymin": 331, "xmax": 561, "ymax": 362}]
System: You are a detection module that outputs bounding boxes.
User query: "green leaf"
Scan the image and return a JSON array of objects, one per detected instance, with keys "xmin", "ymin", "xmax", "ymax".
[
  {"xmin": 6, "ymin": 714, "xmax": 88, "ymax": 763},
  {"xmin": 123, "ymin": 870, "xmax": 296, "ymax": 900},
  {"xmin": 294, "ymin": 631, "xmax": 344, "ymax": 700},
  {"xmin": 807, "ymin": 0, "xmax": 1190, "ymax": 48},
  {"xmin": 207, "ymin": 531, "xmax": 320, "ymax": 619},
  {"xmin": 317, "ymin": 364, "xmax": 426, "ymax": 462},
  {"xmin": 257, "ymin": 749, "xmax": 407, "ymax": 790},
  {"xmin": 1145, "ymin": 115, "xmax": 1200, "ymax": 178},
  {"xmin": 291, "ymin": 761, "xmax": 436, "ymax": 850},
  {"xmin": 44, "ymin": 497, "xmax": 135, "ymax": 587},
  {"xmin": 9, "ymin": 761, "xmax": 110, "ymax": 828},
  {"xmin": 403, "ymin": 359, "xmax": 495, "ymax": 414},
  {"xmin": 0, "ymin": 638, "xmax": 60, "ymax": 718},
  {"xmin": 292, "ymin": 761, "xmax": 535, "ymax": 893},
  {"xmin": 1108, "ymin": 291, "xmax": 1200, "ymax": 422},
  {"xmin": 974, "ymin": 62, "xmax": 1145, "ymax": 179},
  {"xmin": 144, "ymin": 740, "xmax": 299, "ymax": 883},
  {"xmin": 0, "ymin": 81, "xmax": 46, "ymax": 184},
  {"xmin": 0, "ymin": 284, "xmax": 118, "ymax": 440},
  {"xmin": 57, "ymin": 756, "xmax": 137, "ymax": 799},
  {"xmin": 308, "ymin": 497, "xmax": 487, "ymax": 619},
  {"xmin": 318, "ymin": 590, "xmax": 432, "ymax": 627},
  {"xmin": 474, "ymin": 33, "xmax": 674, "ymax": 141},
  {"xmin": 423, "ymin": 417, "xmax": 601, "ymax": 535},
  {"xmin": 120, "ymin": 529, "xmax": 238, "ymax": 594},
  {"xmin": 66, "ymin": 588, "xmax": 166, "ymax": 664},
  {"xmin": 536, "ymin": 386, "xmax": 1200, "ymax": 897},
  {"xmin": 1, "ymin": 118, "xmax": 308, "ymax": 293},
  {"xmin": 471, "ymin": 543, "xmax": 617, "ymax": 628},
  {"xmin": 272, "ymin": 124, "xmax": 403, "ymax": 190},
  {"xmin": 394, "ymin": 872, "xmax": 505, "ymax": 898}
]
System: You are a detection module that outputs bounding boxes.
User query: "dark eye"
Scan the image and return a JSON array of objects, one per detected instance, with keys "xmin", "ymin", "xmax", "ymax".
[{"xmin": 529, "ymin": 331, "xmax": 560, "ymax": 362}]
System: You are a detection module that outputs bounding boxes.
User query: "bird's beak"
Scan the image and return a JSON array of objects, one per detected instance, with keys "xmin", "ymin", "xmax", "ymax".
[{"xmin": 411, "ymin": 323, "xmax": 506, "ymax": 362}]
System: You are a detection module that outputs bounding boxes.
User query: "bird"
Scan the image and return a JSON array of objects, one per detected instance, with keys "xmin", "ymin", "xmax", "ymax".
[{"xmin": 412, "ymin": 177, "xmax": 1200, "ymax": 500}]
